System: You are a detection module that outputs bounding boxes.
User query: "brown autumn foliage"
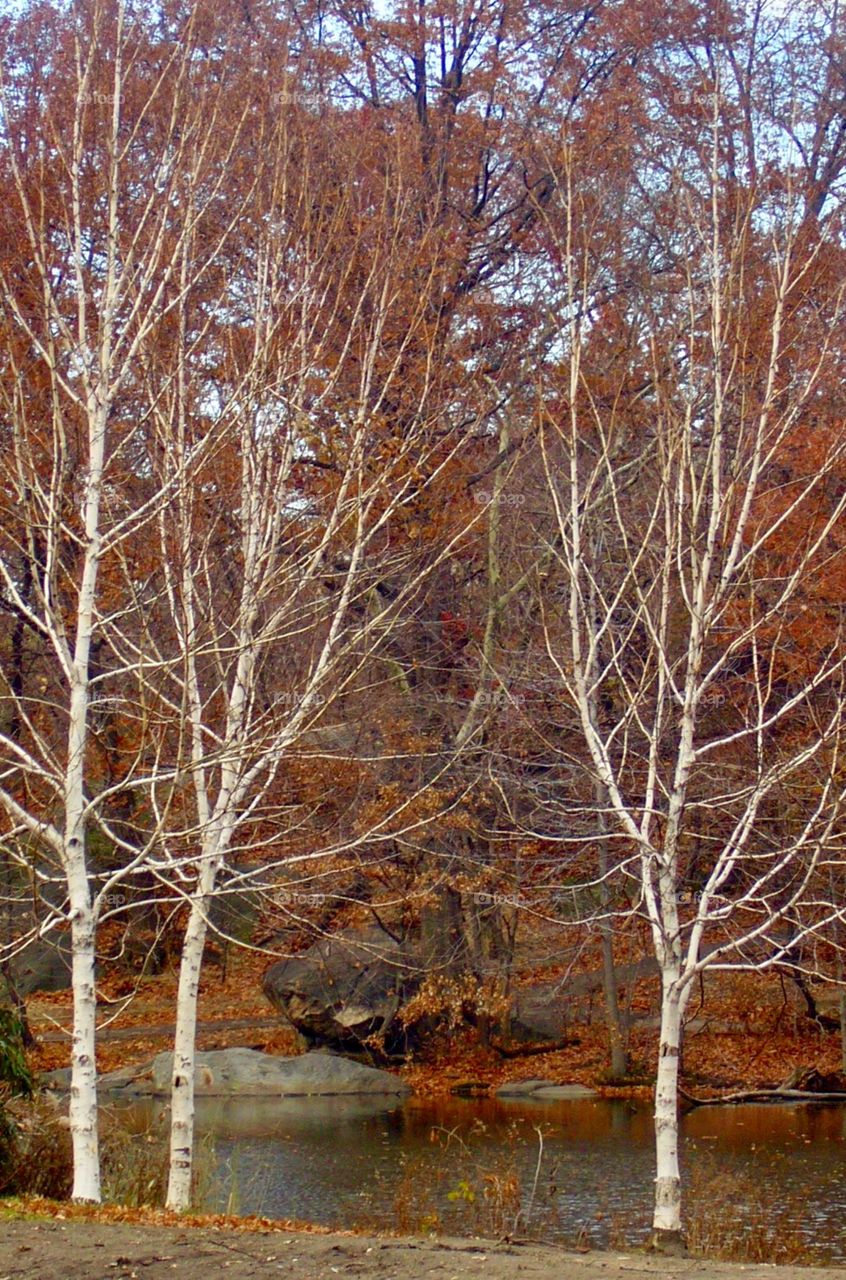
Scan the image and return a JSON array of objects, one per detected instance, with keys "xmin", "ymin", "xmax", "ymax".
[{"xmin": 0, "ymin": 0, "xmax": 844, "ymax": 1116}]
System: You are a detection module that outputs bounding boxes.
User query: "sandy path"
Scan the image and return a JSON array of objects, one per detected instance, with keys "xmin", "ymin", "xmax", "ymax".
[{"xmin": 1, "ymin": 1220, "xmax": 844, "ymax": 1280}]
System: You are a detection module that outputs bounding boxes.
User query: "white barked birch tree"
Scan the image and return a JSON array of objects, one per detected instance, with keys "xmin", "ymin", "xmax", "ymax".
[
  {"xmin": 118, "ymin": 92, "xmax": 494, "ymax": 1208},
  {"xmin": 0, "ymin": 0, "xmax": 256, "ymax": 1199},
  {"xmin": 533, "ymin": 66, "xmax": 846, "ymax": 1246}
]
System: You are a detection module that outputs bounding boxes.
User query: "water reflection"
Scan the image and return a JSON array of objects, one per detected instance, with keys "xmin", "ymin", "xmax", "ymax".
[{"xmin": 109, "ymin": 1095, "xmax": 846, "ymax": 1259}]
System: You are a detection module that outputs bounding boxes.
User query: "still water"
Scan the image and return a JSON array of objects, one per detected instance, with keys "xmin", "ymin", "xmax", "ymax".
[{"xmin": 117, "ymin": 1096, "xmax": 846, "ymax": 1260}]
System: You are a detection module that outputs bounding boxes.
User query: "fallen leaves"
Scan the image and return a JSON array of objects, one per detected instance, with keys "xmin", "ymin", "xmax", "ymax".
[
  {"xmin": 4, "ymin": 1195, "xmax": 335, "ymax": 1236},
  {"xmin": 21, "ymin": 935, "xmax": 844, "ymax": 1101}
]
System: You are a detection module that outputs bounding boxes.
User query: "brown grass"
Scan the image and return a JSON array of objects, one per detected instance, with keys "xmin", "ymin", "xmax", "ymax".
[{"xmin": 683, "ymin": 1156, "xmax": 822, "ymax": 1265}]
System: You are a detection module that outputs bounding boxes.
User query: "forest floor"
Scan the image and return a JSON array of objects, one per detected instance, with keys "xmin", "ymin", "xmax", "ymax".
[
  {"xmin": 2, "ymin": 1211, "xmax": 846, "ymax": 1280},
  {"xmin": 24, "ymin": 948, "xmax": 846, "ymax": 1099}
]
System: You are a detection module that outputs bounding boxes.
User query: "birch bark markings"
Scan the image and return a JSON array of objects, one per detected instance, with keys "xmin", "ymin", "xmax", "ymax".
[
  {"xmin": 537, "ymin": 124, "xmax": 846, "ymax": 1243},
  {"xmin": 154, "ymin": 130, "xmax": 484, "ymax": 1206},
  {"xmin": 62, "ymin": 386, "xmax": 109, "ymax": 1202},
  {"xmin": 0, "ymin": 0, "xmax": 254, "ymax": 1200},
  {"xmin": 166, "ymin": 299, "xmax": 273, "ymax": 1208}
]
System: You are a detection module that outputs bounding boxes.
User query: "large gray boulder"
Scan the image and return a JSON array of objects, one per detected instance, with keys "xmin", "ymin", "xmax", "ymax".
[
  {"xmin": 509, "ymin": 984, "xmax": 571, "ymax": 1043},
  {"xmin": 261, "ymin": 919, "xmax": 657, "ymax": 1056},
  {"xmin": 10, "ymin": 937, "xmax": 73, "ymax": 995},
  {"xmin": 98, "ymin": 1048, "xmax": 410, "ymax": 1098},
  {"xmin": 262, "ymin": 926, "xmax": 421, "ymax": 1055},
  {"xmin": 262, "ymin": 925, "xmax": 593, "ymax": 1054}
]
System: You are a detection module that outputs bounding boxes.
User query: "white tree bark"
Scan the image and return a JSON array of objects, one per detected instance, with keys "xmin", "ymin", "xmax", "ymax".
[
  {"xmin": 652, "ymin": 982, "xmax": 685, "ymax": 1242},
  {"xmin": 167, "ymin": 851, "xmax": 220, "ymax": 1209},
  {"xmin": 154, "ymin": 119, "xmax": 484, "ymax": 1207},
  {"xmin": 67, "ymin": 869, "xmax": 100, "ymax": 1202}
]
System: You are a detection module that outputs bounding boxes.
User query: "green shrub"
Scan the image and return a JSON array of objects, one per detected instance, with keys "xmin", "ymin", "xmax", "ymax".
[{"xmin": 0, "ymin": 1010, "xmax": 32, "ymax": 1099}]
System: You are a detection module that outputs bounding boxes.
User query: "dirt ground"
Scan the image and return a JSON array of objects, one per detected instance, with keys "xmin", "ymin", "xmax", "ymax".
[{"xmin": 1, "ymin": 1220, "xmax": 845, "ymax": 1280}]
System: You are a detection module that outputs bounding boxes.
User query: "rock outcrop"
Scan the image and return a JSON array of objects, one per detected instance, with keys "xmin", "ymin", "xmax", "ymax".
[
  {"xmin": 10, "ymin": 936, "xmax": 73, "ymax": 995},
  {"xmin": 93, "ymin": 1048, "xmax": 411, "ymax": 1098},
  {"xmin": 262, "ymin": 926, "xmax": 420, "ymax": 1055},
  {"xmin": 261, "ymin": 924, "xmax": 666, "ymax": 1057}
]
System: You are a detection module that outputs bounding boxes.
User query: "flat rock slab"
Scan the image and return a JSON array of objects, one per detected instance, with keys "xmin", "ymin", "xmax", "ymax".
[
  {"xmin": 95, "ymin": 1048, "xmax": 411, "ymax": 1098},
  {"xmin": 495, "ymin": 1079, "xmax": 598, "ymax": 1099}
]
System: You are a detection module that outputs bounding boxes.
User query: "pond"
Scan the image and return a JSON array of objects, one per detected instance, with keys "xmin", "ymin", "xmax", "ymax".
[{"xmin": 114, "ymin": 1095, "xmax": 846, "ymax": 1261}]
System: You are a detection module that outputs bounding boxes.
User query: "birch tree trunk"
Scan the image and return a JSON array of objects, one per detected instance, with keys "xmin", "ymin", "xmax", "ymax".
[
  {"xmin": 652, "ymin": 980, "xmax": 684, "ymax": 1246},
  {"xmin": 147, "ymin": 68, "xmax": 503, "ymax": 1200},
  {"xmin": 597, "ymin": 789, "xmax": 628, "ymax": 1081},
  {"xmin": 167, "ymin": 850, "xmax": 221, "ymax": 1209},
  {"xmin": 66, "ymin": 871, "xmax": 100, "ymax": 1201}
]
